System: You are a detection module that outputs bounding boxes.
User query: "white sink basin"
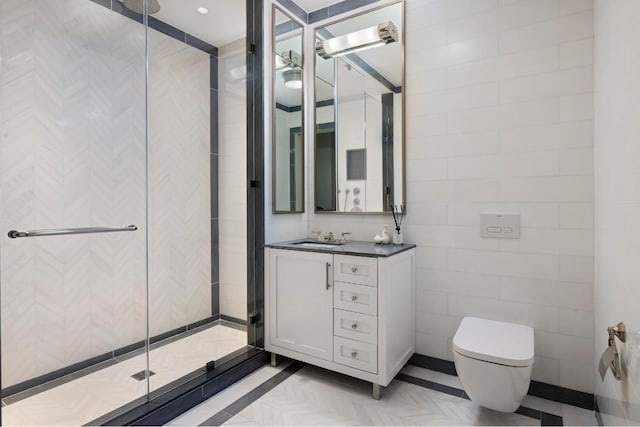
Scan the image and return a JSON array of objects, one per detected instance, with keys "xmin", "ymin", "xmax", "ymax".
[{"xmin": 293, "ymin": 242, "xmax": 343, "ymax": 249}]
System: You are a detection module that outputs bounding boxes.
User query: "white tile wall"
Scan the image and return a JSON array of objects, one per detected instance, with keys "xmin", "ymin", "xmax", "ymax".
[
  {"xmin": 594, "ymin": 0, "xmax": 640, "ymax": 423},
  {"xmin": 303, "ymin": 0, "xmax": 596, "ymax": 392}
]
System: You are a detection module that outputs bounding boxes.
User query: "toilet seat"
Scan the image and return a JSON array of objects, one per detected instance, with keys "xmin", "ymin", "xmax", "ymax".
[{"xmin": 453, "ymin": 317, "xmax": 534, "ymax": 367}]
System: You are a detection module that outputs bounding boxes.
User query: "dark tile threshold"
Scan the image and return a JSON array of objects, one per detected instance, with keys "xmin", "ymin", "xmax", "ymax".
[{"xmin": 93, "ymin": 348, "xmax": 268, "ymax": 426}]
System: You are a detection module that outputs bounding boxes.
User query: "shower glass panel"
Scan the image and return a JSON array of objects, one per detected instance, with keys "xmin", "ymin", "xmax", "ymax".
[
  {"xmin": 1, "ymin": 1, "xmax": 254, "ymax": 423},
  {"xmin": 145, "ymin": 0, "xmax": 249, "ymax": 397},
  {"xmin": 0, "ymin": 0, "xmax": 148, "ymax": 425}
]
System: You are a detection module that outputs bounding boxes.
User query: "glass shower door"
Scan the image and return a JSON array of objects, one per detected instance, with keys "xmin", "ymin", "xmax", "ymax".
[{"xmin": 0, "ymin": 0, "xmax": 149, "ymax": 424}]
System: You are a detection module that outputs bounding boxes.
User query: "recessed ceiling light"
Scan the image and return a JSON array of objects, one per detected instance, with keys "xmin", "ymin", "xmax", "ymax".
[{"xmin": 197, "ymin": 7, "xmax": 209, "ymax": 14}]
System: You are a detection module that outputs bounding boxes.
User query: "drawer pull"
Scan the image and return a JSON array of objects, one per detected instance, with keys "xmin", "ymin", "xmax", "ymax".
[
  {"xmin": 351, "ymin": 351, "xmax": 358, "ymax": 358},
  {"xmin": 351, "ymin": 323, "xmax": 358, "ymax": 329},
  {"xmin": 351, "ymin": 295, "xmax": 358, "ymax": 302},
  {"xmin": 351, "ymin": 267, "xmax": 358, "ymax": 273},
  {"xmin": 326, "ymin": 262, "xmax": 332, "ymax": 290}
]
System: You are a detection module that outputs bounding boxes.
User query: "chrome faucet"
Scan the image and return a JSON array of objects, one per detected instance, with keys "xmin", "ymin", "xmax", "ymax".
[
  {"xmin": 340, "ymin": 232, "xmax": 352, "ymax": 243},
  {"xmin": 324, "ymin": 231, "xmax": 336, "ymax": 242},
  {"xmin": 311, "ymin": 230, "xmax": 322, "ymax": 241}
]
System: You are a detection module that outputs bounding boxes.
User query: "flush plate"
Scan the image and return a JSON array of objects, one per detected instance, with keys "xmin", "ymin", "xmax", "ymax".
[{"xmin": 480, "ymin": 213, "xmax": 521, "ymax": 239}]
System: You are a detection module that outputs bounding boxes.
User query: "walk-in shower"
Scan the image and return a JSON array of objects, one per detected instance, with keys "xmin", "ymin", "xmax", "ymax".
[{"xmin": 0, "ymin": 0, "xmax": 261, "ymax": 424}]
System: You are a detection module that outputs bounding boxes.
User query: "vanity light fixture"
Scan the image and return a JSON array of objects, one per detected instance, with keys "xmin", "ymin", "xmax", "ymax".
[
  {"xmin": 283, "ymin": 69, "xmax": 302, "ymax": 89},
  {"xmin": 315, "ymin": 21, "xmax": 398, "ymax": 59},
  {"xmin": 197, "ymin": 6, "xmax": 209, "ymax": 14}
]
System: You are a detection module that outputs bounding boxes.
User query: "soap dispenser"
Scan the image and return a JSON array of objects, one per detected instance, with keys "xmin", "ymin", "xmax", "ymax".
[{"xmin": 381, "ymin": 225, "xmax": 391, "ymax": 244}]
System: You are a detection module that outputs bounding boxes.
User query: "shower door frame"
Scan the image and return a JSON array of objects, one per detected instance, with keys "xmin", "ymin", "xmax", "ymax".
[
  {"xmin": 0, "ymin": 0, "xmax": 266, "ymax": 425},
  {"xmin": 89, "ymin": 0, "xmax": 267, "ymax": 424}
]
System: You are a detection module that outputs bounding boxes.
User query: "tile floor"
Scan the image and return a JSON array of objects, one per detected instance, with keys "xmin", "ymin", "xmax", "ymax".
[
  {"xmin": 168, "ymin": 361, "xmax": 600, "ymax": 426},
  {"xmin": 1, "ymin": 324, "xmax": 247, "ymax": 426}
]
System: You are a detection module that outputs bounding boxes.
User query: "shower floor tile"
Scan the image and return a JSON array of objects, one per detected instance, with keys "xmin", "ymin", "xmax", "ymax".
[{"xmin": 1, "ymin": 324, "xmax": 247, "ymax": 426}]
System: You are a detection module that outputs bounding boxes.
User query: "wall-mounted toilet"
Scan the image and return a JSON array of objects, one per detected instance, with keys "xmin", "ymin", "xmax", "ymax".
[{"xmin": 453, "ymin": 317, "xmax": 534, "ymax": 413}]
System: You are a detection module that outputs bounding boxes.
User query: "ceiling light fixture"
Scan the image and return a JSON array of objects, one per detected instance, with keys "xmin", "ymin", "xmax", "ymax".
[
  {"xmin": 283, "ymin": 69, "xmax": 302, "ymax": 89},
  {"xmin": 315, "ymin": 21, "xmax": 398, "ymax": 59},
  {"xmin": 197, "ymin": 6, "xmax": 209, "ymax": 14}
]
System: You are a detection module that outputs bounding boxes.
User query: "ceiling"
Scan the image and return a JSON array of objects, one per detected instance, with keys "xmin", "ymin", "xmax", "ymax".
[
  {"xmin": 154, "ymin": 0, "xmax": 246, "ymax": 47},
  {"xmin": 294, "ymin": 0, "xmax": 342, "ymax": 12}
]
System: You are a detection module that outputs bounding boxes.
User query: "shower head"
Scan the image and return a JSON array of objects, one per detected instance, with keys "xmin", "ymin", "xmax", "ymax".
[{"xmin": 122, "ymin": 0, "xmax": 161, "ymax": 14}]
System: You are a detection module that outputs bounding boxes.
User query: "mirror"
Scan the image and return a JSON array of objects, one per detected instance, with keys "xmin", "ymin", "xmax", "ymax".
[
  {"xmin": 272, "ymin": 6, "xmax": 304, "ymax": 213},
  {"xmin": 314, "ymin": 2, "xmax": 404, "ymax": 214}
]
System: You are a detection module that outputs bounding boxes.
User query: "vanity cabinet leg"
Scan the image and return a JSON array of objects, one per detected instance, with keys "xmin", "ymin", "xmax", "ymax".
[
  {"xmin": 270, "ymin": 352, "xmax": 279, "ymax": 367},
  {"xmin": 372, "ymin": 383, "xmax": 382, "ymax": 400}
]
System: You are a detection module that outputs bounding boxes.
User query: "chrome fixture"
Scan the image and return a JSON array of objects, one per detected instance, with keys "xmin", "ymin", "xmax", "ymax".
[
  {"xmin": 283, "ymin": 69, "xmax": 302, "ymax": 89},
  {"xmin": 607, "ymin": 322, "xmax": 627, "ymax": 381},
  {"xmin": 122, "ymin": 0, "xmax": 161, "ymax": 14},
  {"xmin": 340, "ymin": 232, "xmax": 351, "ymax": 243},
  {"xmin": 8, "ymin": 225, "xmax": 138, "ymax": 239},
  {"xmin": 315, "ymin": 21, "xmax": 398, "ymax": 59},
  {"xmin": 311, "ymin": 230, "xmax": 322, "ymax": 241},
  {"xmin": 276, "ymin": 50, "xmax": 302, "ymax": 71},
  {"xmin": 324, "ymin": 231, "xmax": 336, "ymax": 242}
]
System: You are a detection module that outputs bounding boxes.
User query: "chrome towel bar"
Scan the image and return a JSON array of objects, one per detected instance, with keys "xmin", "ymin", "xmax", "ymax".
[{"xmin": 7, "ymin": 225, "xmax": 138, "ymax": 239}]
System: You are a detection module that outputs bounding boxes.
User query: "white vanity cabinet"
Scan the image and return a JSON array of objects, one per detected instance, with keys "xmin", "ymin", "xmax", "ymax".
[{"xmin": 265, "ymin": 244, "xmax": 416, "ymax": 398}]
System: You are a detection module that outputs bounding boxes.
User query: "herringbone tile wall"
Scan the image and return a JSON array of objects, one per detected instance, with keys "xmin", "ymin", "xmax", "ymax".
[{"xmin": 0, "ymin": 0, "xmax": 211, "ymax": 388}]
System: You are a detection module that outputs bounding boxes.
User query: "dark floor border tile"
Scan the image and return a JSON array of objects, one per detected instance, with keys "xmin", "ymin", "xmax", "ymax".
[
  {"xmin": 395, "ymin": 373, "xmax": 464, "ymax": 399},
  {"xmin": 88, "ymin": 348, "xmax": 267, "ymax": 426},
  {"xmin": 199, "ymin": 361, "xmax": 305, "ymax": 426},
  {"xmin": 409, "ymin": 354, "xmax": 595, "ymax": 410},
  {"xmin": 397, "ymin": 372, "xmax": 563, "ymax": 426},
  {"xmin": 409, "ymin": 353, "xmax": 457, "ymax": 376}
]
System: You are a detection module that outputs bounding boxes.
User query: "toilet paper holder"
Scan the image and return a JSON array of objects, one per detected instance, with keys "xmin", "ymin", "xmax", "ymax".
[{"xmin": 607, "ymin": 322, "xmax": 626, "ymax": 380}]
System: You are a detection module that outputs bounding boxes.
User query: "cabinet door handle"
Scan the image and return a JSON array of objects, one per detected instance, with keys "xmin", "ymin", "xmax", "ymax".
[
  {"xmin": 351, "ymin": 351, "xmax": 358, "ymax": 358},
  {"xmin": 351, "ymin": 323, "xmax": 358, "ymax": 330},
  {"xmin": 326, "ymin": 262, "xmax": 332, "ymax": 290},
  {"xmin": 351, "ymin": 295, "xmax": 358, "ymax": 302},
  {"xmin": 351, "ymin": 266, "xmax": 358, "ymax": 273}
]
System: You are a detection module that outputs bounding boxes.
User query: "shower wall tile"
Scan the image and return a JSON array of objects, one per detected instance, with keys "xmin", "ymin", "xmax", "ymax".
[
  {"xmin": 0, "ymin": 0, "xmax": 211, "ymax": 388},
  {"xmin": 306, "ymin": 0, "xmax": 595, "ymax": 393}
]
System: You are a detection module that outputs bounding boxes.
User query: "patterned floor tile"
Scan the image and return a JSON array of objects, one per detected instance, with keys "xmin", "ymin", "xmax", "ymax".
[{"xmin": 221, "ymin": 365, "xmax": 539, "ymax": 426}]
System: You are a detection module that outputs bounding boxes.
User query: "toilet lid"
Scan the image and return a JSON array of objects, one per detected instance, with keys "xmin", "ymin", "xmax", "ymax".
[{"xmin": 453, "ymin": 317, "xmax": 534, "ymax": 367}]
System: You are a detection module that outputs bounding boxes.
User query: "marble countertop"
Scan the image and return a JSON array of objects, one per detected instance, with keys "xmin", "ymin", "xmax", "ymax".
[{"xmin": 265, "ymin": 238, "xmax": 416, "ymax": 258}]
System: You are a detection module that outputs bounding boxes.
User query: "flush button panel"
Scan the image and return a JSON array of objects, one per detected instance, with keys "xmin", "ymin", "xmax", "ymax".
[{"xmin": 480, "ymin": 213, "xmax": 521, "ymax": 239}]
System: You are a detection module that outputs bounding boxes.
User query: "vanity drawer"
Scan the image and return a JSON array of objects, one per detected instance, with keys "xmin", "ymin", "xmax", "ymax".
[
  {"xmin": 334, "ymin": 309, "xmax": 377, "ymax": 345},
  {"xmin": 334, "ymin": 281, "xmax": 377, "ymax": 316},
  {"xmin": 334, "ymin": 336, "xmax": 377, "ymax": 374},
  {"xmin": 334, "ymin": 255, "xmax": 377, "ymax": 287}
]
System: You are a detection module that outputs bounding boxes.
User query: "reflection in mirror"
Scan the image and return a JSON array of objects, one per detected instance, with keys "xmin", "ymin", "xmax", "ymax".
[
  {"xmin": 273, "ymin": 6, "xmax": 304, "ymax": 213},
  {"xmin": 314, "ymin": 2, "xmax": 404, "ymax": 214}
]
